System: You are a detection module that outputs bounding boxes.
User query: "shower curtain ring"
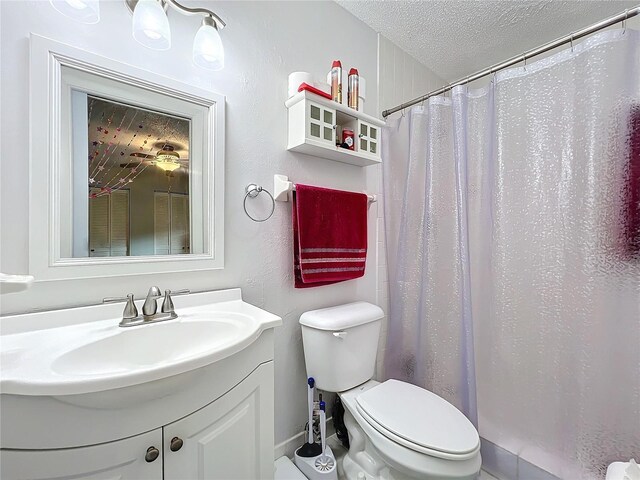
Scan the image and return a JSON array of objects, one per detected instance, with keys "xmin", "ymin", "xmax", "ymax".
[
  {"xmin": 522, "ymin": 54, "xmax": 527, "ymax": 71},
  {"xmin": 570, "ymin": 34, "xmax": 575, "ymax": 52},
  {"xmin": 622, "ymin": 9, "xmax": 628, "ymax": 34}
]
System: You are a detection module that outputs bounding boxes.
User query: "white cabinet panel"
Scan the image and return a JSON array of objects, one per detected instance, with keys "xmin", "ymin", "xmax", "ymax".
[
  {"xmin": 307, "ymin": 101, "xmax": 336, "ymax": 147},
  {"xmin": 164, "ymin": 363, "xmax": 275, "ymax": 480},
  {"xmin": 357, "ymin": 120, "xmax": 379, "ymax": 157},
  {"xmin": 0, "ymin": 429, "xmax": 162, "ymax": 480}
]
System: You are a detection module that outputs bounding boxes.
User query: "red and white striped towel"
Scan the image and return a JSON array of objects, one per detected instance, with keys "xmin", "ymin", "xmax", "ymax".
[{"xmin": 292, "ymin": 184, "xmax": 368, "ymax": 288}]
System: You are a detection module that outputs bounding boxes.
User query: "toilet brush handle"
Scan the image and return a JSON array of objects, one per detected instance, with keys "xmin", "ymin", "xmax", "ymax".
[
  {"xmin": 307, "ymin": 377, "xmax": 315, "ymax": 444},
  {"xmin": 319, "ymin": 401, "xmax": 326, "ymax": 455}
]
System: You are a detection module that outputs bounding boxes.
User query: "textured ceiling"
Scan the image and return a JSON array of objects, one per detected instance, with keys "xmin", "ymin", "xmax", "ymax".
[{"xmin": 336, "ymin": 0, "xmax": 637, "ymax": 80}]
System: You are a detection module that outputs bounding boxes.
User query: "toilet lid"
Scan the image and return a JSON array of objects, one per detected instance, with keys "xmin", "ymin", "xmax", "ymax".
[{"xmin": 355, "ymin": 379, "xmax": 479, "ymax": 455}]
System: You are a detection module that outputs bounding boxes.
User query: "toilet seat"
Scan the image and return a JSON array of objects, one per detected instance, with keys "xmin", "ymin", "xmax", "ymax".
[{"xmin": 354, "ymin": 379, "xmax": 480, "ymax": 460}]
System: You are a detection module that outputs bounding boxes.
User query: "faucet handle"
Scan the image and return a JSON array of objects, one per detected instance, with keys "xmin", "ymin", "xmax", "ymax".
[
  {"xmin": 103, "ymin": 293, "xmax": 138, "ymax": 320},
  {"xmin": 161, "ymin": 289, "xmax": 190, "ymax": 314}
]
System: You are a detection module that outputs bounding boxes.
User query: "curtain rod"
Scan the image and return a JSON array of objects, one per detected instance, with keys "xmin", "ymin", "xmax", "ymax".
[{"xmin": 382, "ymin": 5, "xmax": 640, "ymax": 118}]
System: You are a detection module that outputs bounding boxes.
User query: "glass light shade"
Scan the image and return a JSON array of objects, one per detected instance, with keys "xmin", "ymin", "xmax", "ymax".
[
  {"xmin": 155, "ymin": 160, "xmax": 181, "ymax": 172},
  {"xmin": 193, "ymin": 21, "xmax": 224, "ymax": 71},
  {"xmin": 49, "ymin": 0, "xmax": 100, "ymax": 24},
  {"xmin": 132, "ymin": 0, "xmax": 171, "ymax": 51}
]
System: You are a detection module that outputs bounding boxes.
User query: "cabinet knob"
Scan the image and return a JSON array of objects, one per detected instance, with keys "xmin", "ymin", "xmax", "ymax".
[
  {"xmin": 333, "ymin": 125, "xmax": 337, "ymax": 130},
  {"xmin": 170, "ymin": 436, "xmax": 184, "ymax": 452},
  {"xmin": 145, "ymin": 446, "xmax": 160, "ymax": 462},
  {"xmin": 358, "ymin": 134, "xmax": 364, "ymax": 138}
]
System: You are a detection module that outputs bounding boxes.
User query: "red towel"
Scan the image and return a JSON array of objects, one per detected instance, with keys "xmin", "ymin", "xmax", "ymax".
[
  {"xmin": 625, "ymin": 105, "xmax": 640, "ymax": 259},
  {"xmin": 293, "ymin": 184, "xmax": 368, "ymax": 288}
]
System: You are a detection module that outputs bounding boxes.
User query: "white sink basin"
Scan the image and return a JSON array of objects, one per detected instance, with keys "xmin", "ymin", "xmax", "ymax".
[
  {"xmin": 52, "ymin": 313, "xmax": 253, "ymax": 376},
  {"xmin": 0, "ymin": 289, "xmax": 281, "ymax": 396}
]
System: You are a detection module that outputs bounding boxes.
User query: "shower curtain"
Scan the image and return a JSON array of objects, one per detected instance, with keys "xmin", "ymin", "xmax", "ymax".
[{"xmin": 382, "ymin": 29, "xmax": 640, "ymax": 479}]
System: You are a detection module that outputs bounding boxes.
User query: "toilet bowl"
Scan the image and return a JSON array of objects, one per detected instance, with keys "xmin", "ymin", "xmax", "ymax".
[
  {"xmin": 300, "ymin": 302, "xmax": 481, "ymax": 480},
  {"xmin": 340, "ymin": 380, "xmax": 480, "ymax": 480}
]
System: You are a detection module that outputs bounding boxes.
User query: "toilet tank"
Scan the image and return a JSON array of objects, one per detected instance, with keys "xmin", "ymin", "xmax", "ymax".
[{"xmin": 299, "ymin": 302, "xmax": 384, "ymax": 392}]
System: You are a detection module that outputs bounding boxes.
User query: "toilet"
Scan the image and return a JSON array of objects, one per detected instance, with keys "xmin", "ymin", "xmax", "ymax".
[{"xmin": 300, "ymin": 302, "xmax": 481, "ymax": 480}]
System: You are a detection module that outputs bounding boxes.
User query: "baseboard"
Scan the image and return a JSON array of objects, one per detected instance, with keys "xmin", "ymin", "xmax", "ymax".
[
  {"xmin": 275, "ymin": 430, "xmax": 307, "ymax": 460},
  {"xmin": 274, "ymin": 417, "xmax": 335, "ymax": 460}
]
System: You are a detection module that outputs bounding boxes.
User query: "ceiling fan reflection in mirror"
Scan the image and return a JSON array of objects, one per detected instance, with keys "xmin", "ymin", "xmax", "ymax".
[{"xmin": 119, "ymin": 145, "xmax": 190, "ymax": 172}]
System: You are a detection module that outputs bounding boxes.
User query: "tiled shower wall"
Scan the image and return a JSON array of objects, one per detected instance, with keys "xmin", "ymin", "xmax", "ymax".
[{"xmin": 374, "ymin": 34, "xmax": 443, "ymax": 376}]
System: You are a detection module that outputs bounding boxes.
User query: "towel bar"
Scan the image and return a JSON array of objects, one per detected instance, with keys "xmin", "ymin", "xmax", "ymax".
[{"xmin": 273, "ymin": 174, "xmax": 377, "ymax": 203}]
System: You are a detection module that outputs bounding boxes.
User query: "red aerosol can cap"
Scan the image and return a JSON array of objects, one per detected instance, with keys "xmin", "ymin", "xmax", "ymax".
[
  {"xmin": 349, "ymin": 68, "xmax": 359, "ymax": 76},
  {"xmin": 332, "ymin": 60, "xmax": 342, "ymax": 68}
]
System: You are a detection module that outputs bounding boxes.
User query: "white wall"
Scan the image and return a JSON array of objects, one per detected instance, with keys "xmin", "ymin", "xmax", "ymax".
[{"xmin": 0, "ymin": 0, "xmax": 382, "ymax": 446}]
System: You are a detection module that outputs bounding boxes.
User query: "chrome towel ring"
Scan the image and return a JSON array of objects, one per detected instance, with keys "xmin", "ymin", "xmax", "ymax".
[{"xmin": 244, "ymin": 184, "xmax": 275, "ymax": 222}]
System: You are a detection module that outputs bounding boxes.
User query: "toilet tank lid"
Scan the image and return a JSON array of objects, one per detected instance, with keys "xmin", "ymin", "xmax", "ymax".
[{"xmin": 299, "ymin": 302, "xmax": 384, "ymax": 330}]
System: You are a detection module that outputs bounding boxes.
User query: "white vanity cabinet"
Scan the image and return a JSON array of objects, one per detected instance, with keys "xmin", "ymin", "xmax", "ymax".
[
  {"xmin": 0, "ymin": 289, "xmax": 282, "ymax": 480},
  {"xmin": 1, "ymin": 364, "xmax": 274, "ymax": 480},
  {"xmin": 164, "ymin": 363, "xmax": 274, "ymax": 480},
  {"xmin": 1, "ymin": 430, "xmax": 163, "ymax": 480}
]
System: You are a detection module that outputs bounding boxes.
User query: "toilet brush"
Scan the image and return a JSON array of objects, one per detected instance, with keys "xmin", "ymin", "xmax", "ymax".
[
  {"xmin": 296, "ymin": 377, "xmax": 322, "ymax": 457},
  {"xmin": 314, "ymin": 400, "xmax": 335, "ymax": 472}
]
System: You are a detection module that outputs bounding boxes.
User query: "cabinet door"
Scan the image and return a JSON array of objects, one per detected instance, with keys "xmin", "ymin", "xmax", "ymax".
[
  {"xmin": 307, "ymin": 102, "xmax": 336, "ymax": 146},
  {"xmin": 357, "ymin": 120, "xmax": 379, "ymax": 157},
  {"xmin": 164, "ymin": 363, "xmax": 275, "ymax": 480},
  {"xmin": 0, "ymin": 429, "xmax": 162, "ymax": 480}
]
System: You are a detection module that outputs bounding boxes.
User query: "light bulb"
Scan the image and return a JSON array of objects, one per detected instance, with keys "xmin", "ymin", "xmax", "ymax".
[
  {"xmin": 49, "ymin": 0, "xmax": 100, "ymax": 24},
  {"xmin": 132, "ymin": 0, "xmax": 171, "ymax": 51},
  {"xmin": 193, "ymin": 17, "xmax": 224, "ymax": 71}
]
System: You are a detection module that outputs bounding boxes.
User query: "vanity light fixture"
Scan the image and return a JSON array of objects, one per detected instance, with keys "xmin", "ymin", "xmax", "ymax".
[
  {"xmin": 131, "ymin": 0, "xmax": 171, "ymax": 50},
  {"xmin": 193, "ymin": 16, "xmax": 225, "ymax": 71},
  {"xmin": 49, "ymin": 0, "xmax": 100, "ymax": 24},
  {"xmin": 126, "ymin": 0, "xmax": 226, "ymax": 70}
]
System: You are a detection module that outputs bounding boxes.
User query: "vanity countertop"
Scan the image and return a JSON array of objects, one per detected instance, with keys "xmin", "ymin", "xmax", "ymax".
[{"xmin": 0, "ymin": 288, "xmax": 281, "ymax": 396}]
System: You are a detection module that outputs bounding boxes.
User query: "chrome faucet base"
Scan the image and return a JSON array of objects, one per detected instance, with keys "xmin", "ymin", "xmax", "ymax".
[
  {"xmin": 110, "ymin": 286, "xmax": 190, "ymax": 327},
  {"xmin": 119, "ymin": 311, "xmax": 178, "ymax": 328}
]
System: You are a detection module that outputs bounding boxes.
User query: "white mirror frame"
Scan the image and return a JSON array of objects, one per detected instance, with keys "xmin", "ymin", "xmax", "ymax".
[{"xmin": 29, "ymin": 35, "xmax": 225, "ymax": 281}]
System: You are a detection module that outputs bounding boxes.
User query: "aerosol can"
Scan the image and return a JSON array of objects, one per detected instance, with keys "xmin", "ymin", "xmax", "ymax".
[{"xmin": 330, "ymin": 60, "xmax": 342, "ymax": 103}]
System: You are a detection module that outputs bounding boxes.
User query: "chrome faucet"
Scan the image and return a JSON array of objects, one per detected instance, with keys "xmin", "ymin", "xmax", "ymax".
[
  {"xmin": 142, "ymin": 286, "xmax": 162, "ymax": 316},
  {"xmin": 104, "ymin": 287, "xmax": 190, "ymax": 327}
]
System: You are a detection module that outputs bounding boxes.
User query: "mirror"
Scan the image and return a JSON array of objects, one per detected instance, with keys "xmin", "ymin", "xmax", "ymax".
[
  {"xmin": 30, "ymin": 35, "xmax": 225, "ymax": 281},
  {"xmin": 80, "ymin": 96, "xmax": 191, "ymax": 257}
]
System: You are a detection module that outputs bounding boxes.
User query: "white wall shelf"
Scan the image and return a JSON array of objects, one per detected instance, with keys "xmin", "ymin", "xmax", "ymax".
[{"xmin": 285, "ymin": 90, "xmax": 384, "ymax": 167}]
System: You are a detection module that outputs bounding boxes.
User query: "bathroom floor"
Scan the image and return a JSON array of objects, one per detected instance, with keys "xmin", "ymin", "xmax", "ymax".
[{"xmin": 480, "ymin": 471, "xmax": 500, "ymax": 480}]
